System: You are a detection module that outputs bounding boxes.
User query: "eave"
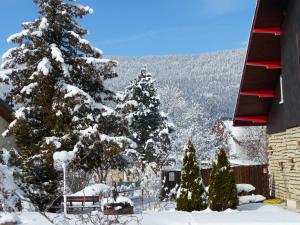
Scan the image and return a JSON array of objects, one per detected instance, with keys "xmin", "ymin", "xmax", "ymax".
[{"xmin": 233, "ymin": 0, "xmax": 289, "ymax": 127}]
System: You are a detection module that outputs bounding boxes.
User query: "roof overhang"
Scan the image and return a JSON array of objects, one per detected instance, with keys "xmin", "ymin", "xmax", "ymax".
[{"xmin": 233, "ymin": 0, "xmax": 289, "ymax": 127}]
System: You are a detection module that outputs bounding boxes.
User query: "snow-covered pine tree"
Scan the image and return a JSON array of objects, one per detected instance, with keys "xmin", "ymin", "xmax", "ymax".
[
  {"xmin": 73, "ymin": 110, "xmax": 133, "ymax": 183},
  {"xmin": 208, "ymin": 148, "xmax": 238, "ymax": 211},
  {"xmin": 0, "ymin": 0, "xmax": 133, "ymax": 210},
  {"xmin": 118, "ymin": 67, "xmax": 174, "ymax": 166},
  {"xmin": 176, "ymin": 140, "xmax": 206, "ymax": 211}
]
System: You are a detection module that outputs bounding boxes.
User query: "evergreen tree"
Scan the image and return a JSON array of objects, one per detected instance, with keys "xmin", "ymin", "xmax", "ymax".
[
  {"xmin": 0, "ymin": 0, "xmax": 133, "ymax": 210},
  {"xmin": 118, "ymin": 67, "xmax": 174, "ymax": 165},
  {"xmin": 208, "ymin": 148, "xmax": 238, "ymax": 211},
  {"xmin": 176, "ymin": 140, "xmax": 206, "ymax": 211}
]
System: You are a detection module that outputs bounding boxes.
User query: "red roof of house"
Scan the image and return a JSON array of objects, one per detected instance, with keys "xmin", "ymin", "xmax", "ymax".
[{"xmin": 233, "ymin": 0, "xmax": 289, "ymax": 127}]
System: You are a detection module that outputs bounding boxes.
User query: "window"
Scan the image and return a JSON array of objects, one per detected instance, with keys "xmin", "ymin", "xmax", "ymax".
[
  {"xmin": 169, "ymin": 172, "xmax": 175, "ymax": 181},
  {"xmin": 279, "ymin": 75, "xmax": 284, "ymax": 104}
]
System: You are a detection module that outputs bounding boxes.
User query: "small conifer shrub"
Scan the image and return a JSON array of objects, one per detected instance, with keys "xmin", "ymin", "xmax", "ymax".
[
  {"xmin": 208, "ymin": 148, "xmax": 238, "ymax": 211},
  {"xmin": 176, "ymin": 140, "xmax": 206, "ymax": 211}
]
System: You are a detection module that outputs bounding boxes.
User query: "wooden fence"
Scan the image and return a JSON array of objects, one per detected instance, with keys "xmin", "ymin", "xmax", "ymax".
[
  {"xmin": 162, "ymin": 164, "xmax": 270, "ymax": 198},
  {"xmin": 201, "ymin": 165, "xmax": 270, "ymax": 197}
]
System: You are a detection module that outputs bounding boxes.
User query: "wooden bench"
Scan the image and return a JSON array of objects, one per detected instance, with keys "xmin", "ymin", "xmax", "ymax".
[
  {"xmin": 49, "ymin": 189, "xmax": 138, "ymax": 212},
  {"xmin": 67, "ymin": 196, "xmax": 100, "ymax": 207},
  {"xmin": 50, "ymin": 196, "xmax": 102, "ymax": 212}
]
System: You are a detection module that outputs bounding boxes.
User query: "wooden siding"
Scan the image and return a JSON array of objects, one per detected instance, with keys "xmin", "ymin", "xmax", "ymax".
[
  {"xmin": 201, "ymin": 165, "xmax": 270, "ymax": 198},
  {"xmin": 162, "ymin": 165, "xmax": 270, "ymax": 198}
]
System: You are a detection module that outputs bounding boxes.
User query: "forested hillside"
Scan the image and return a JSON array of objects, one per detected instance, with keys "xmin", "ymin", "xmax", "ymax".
[
  {"xmin": 108, "ymin": 49, "xmax": 246, "ymax": 159},
  {"xmin": 110, "ymin": 48, "xmax": 246, "ymax": 119},
  {"xmin": 1, "ymin": 48, "xmax": 246, "ymax": 160},
  {"xmin": 1, "ymin": 48, "xmax": 245, "ymax": 116}
]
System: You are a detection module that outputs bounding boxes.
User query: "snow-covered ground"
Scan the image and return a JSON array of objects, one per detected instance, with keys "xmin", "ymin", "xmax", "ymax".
[
  {"xmin": 137, "ymin": 204, "xmax": 300, "ymax": 225},
  {"xmin": 1, "ymin": 203, "xmax": 300, "ymax": 225}
]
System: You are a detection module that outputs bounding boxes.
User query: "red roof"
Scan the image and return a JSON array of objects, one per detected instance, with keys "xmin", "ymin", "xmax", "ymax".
[{"xmin": 233, "ymin": 0, "xmax": 289, "ymax": 127}]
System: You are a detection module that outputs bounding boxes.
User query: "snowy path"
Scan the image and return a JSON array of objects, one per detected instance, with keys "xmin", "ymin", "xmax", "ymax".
[{"xmin": 2, "ymin": 203, "xmax": 300, "ymax": 225}]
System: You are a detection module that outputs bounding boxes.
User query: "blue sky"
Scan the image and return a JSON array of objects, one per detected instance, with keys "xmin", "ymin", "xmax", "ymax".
[{"xmin": 0, "ymin": 0, "xmax": 256, "ymax": 56}]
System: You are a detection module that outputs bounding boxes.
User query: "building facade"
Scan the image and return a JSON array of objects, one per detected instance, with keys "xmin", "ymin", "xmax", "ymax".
[{"xmin": 234, "ymin": 0, "xmax": 300, "ymax": 209}]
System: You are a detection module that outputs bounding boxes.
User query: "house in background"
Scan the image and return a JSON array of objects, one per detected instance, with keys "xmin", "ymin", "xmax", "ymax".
[
  {"xmin": 0, "ymin": 99, "xmax": 16, "ymax": 152},
  {"xmin": 234, "ymin": 0, "xmax": 300, "ymax": 209},
  {"xmin": 214, "ymin": 117, "xmax": 266, "ymax": 165}
]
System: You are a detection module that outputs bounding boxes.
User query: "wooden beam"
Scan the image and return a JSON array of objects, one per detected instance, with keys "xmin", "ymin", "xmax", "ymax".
[
  {"xmin": 235, "ymin": 116, "xmax": 268, "ymax": 123},
  {"xmin": 246, "ymin": 61, "xmax": 282, "ymax": 69},
  {"xmin": 240, "ymin": 90, "xmax": 275, "ymax": 98},
  {"xmin": 233, "ymin": 123, "xmax": 267, "ymax": 127},
  {"xmin": 253, "ymin": 28, "xmax": 282, "ymax": 36}
]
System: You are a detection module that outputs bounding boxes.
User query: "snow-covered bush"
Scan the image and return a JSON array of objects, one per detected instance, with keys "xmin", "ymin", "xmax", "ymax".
[
  {"xmin": 176, "ymin": 140, "xmax": 206, "ymax": 211},
  {"xmin": 102, "ymin": 196, "xmax": 134, "ymax": 215},
  {"xmin": 0, "ymin": 213, "xmax": 21, "ymax": 225},
  {"xmin": 102, "ymin": 196, "xmax": 134, "ymax": 207}
]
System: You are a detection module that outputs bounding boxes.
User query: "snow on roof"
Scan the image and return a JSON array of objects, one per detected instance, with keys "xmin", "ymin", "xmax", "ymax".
[
  {"xmin": 229, "ymin": 159, "xmax": 263, "ymax": 166},
  {"xmin": 163, "ymin": 167, "xmax": 181, "ymax": 172},
  {"xmin": 222, "ymin": 119, "xmax": 247, "ymax": 139}
]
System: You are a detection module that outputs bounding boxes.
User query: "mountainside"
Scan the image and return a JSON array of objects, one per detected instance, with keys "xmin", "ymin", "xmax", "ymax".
[
  {"xmin": 1, "ymin": 49, "xmax": 246, "ymax": 159},
  {"xmin": 110, "ymin": 48, "xmax": 246, "ymax": 119},
  {"xmin": 1, "ymin": 49, "xmax": 246, "ymax": 117}
]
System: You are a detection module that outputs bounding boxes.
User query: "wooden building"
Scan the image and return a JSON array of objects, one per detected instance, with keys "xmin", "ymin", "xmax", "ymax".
[
  {"xmin": 214, "ymin": 117, "xmax": 266, "ymax": 162},
  {"xmin": 234, "ymin": 0, "xmax": 300, "ymax": 209},
  {"xmin": 161, "ymin": 168, "xmax": 181, "ymax": 199}
]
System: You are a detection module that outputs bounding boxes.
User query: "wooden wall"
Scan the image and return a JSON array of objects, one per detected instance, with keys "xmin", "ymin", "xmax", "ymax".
[
  {"xmin": 162, "ymin": 165, "xmax": 270, "ymax": 198},
  {"xmin": 201, "ymin": 165, "xmax": 269, "ymax": 198},
  {"xmin": 268, "ymin": 0, "xmax": 300, "ymax": 134}
]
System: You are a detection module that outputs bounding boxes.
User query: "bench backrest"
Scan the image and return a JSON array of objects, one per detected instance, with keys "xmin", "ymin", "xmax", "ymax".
[{"xmin": 66, "ymin": 196, "xmax": 100, "ymax": 202}]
